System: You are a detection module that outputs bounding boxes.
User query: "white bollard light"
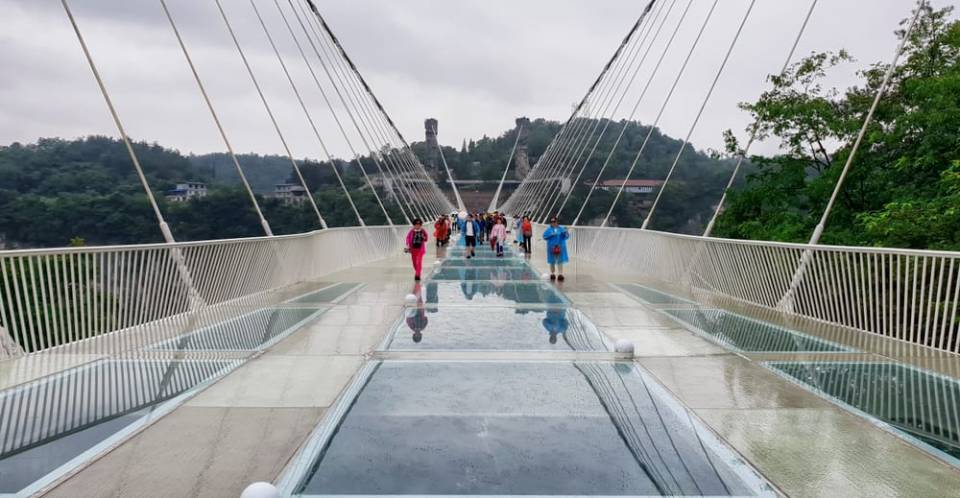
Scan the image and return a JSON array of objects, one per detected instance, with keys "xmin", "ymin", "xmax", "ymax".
[
  {"xmin": 615, "ymin": 339, "xmax": 635, "ymax": 356},
  {"xmin": 404, "ymin": 294, "xmax": 418, "ymax": 305},
  {"xmin": 241, "ymin": 482, "xmax": 280, "ymax": 498}
]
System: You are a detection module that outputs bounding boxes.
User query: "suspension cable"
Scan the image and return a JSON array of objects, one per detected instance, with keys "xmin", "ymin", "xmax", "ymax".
[
  {"xmin": 555, "ymin": 0, "xmax": 676, "ymax": 220},
  {"xmin": 281, "ymin": 0, "xmax": 403, "ymax": 225},
  {"xmin": 639, "ymin": 0, "xmax": 756, "ymax": 230},
  {"xmin": 505, "ymin": 2, "xmax": 654, "ymax": 215},
  {"xmin": 703, "ymin": 0, "xmax": 819, "ymax": 237},
  {"xmin": 535, "ymin": 0, "xmax": 667, "ymax": 222},
  {"xmin": 265, "ymin": 0, "xmax": 368, "ymax": 227},
  {"xmin": 61, "ymin": 0, "xmax": 174, "ymax": 243},
  {"xmin": 573, "ymin": 0, "xmax": 695, "ymax": 226},
  {"xmin": 164, "ymin": 0, "xmax": 278, "ymax": 237},
  {"xmin": 489, "ymin": 122, "xmax": 524, "ymax": 212},
  {"xmin": 304, "ymin": 1, "xmax": 453, "ymax": 215},
  {"xmin": 600, "ymin": 0, "xmax": 719, "ymax": 227},
  {"xmin": 298, "ymin": 0, "xmax": 431, "ymax": 218},
  {"xmin": 779, "ymin": 0, "xmax": 925, "ymax": 312},
  {"xmin": 293, "ymin": 0, "xmax": 429, "ymax": 220},
  {"xmin": 432, "ymin": 124, "xmax": 466, "ymax": 210}
]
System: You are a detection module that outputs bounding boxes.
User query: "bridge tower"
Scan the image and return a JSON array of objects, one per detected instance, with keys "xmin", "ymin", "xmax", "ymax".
[
  {"xmin": 424, "ymin": 118, "xmax": 440, "ymax": 175},
  {"xmin": 514, "ymin": 117, "xmax": 531, "ymax": 179}
]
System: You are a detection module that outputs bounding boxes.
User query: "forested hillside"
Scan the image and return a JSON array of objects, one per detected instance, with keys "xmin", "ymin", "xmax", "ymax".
[{"xmin": 713, "ymin": 6, "xmax": 960, "ymax": 250}]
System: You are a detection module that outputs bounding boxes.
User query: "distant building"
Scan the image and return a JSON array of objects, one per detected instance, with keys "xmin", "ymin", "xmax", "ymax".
[
  {"xmin": 165, "ymin": 182, "xmax": 207, "ymax": 202},
  {"xmin": 589, "ymin": 179, "xmax": 663, "ymax": 194},
  {"xmin": 271, "ymin": 183, "xmax": 308, "ymax": 204}
]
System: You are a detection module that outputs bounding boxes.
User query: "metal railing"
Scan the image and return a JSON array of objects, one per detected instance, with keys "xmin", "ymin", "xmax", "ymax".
[
  {"xmin": 566, "ymin": 226, "xmax": 960, "ymax": 355},
  {"xmin": 0, "ymin": 226, "xmax": 402, "ymax": 359}
]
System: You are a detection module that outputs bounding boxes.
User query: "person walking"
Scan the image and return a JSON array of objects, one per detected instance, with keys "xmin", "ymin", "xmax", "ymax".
[
  {"xmin": 405, "ymin": 218, "xmax": 428, "ymax": 280},
  {"xmin": 513, "ymin": 215, "xmax": 523, "ymax": 245},
  {"xmin": 542, "ymin": 217, "xmax": 569, "ymax": 281},
  {"xmin": 460, "ymin": 213, "xmax": 481, "ymax": 259},
  {"xmin": 434, "ymin": 215, "xmax": 449, "ymax": 248},
  {"xmin": 521, "ymin": 216, "xmax": 533, "ymax": 255},
  {"xmin": 490, "ymin": 217, "xmax": 507, "ymax": 257}
]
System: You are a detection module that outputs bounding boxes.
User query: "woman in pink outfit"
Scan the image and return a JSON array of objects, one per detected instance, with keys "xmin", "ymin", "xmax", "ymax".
[
  {"xmin": 405, "ymin": 218, "xmax": 429, "ymax": 280},
  {"xmin": 490, "ymin": 217, "xmax": 507, "ymax": 257}
]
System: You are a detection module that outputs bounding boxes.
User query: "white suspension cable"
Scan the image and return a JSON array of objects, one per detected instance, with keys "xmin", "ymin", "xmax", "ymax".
[
  {"xmin": 556, "ymin": 0, "xmax": 676, "ymax": 221},
  {"xmin": 267, "ymin": 0, "xmax": 367, "ymax": 227},
  {"xmin": 640, "ymin": 0, "xmax": 756, "ymax": 230},
  {"xmin": 573, "ymin": 0, "xmax": 695, "ymax": 226},
  {"xmin": 703, "ymin": 0, "xmax": 819, "ymax": 237},
  {"xmin": 165, "ymin": 0, "xmax": 278, "ymax": 237},
  {"xmin": 779, "ymin": 0, "xmax": 925, "ymax": 312},
  {"xmin": 431, "ymin": 124, "xmax": 465, "ymax": 211},
  {"xmin": 283, "ymin": 0, "xmax": 403, "ymax": 225},
  {"xmin": 489, "ymin": 122, "xmax": 524, "ymax": 212},
  {"xmin": 541, "ymin": 0, "xmax": 672, "ymax": 222},
  {"xmin": 601, "ymin": 0, "xmax": 719, "ymax": 228},
  {"xmin": 296, "ymin": 0, "xmax": 434, "ymax": 219},
  {"xmin": 506, "ymin": 2, "xmax": 654, "ymax": 216},
  {"xmin": 60, "ymin": 0, "xmax": 204, "ymax": 309}
]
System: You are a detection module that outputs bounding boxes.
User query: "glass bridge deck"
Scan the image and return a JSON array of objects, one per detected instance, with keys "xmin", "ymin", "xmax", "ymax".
[
  {"xmin": 281, "ymin": 246, "xmax": 776, "ymax": 496},
  {"xmin": 0, "ymin": 359, "xmax": 239, "ymax": 495},
  {"xmin": 768, "ymin": 361, "xmax": 960, "ymax": 464}
]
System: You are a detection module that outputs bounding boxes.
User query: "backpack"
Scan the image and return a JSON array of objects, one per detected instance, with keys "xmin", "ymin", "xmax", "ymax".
[{"xmin": 411, "ymin": 229, "xmax": 425, "ymax": 249}]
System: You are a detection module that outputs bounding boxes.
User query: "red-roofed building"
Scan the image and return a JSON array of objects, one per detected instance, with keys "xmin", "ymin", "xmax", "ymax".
[{"xmin": 586, "ymin": 179, "xmax": 663, "ymax": 194}]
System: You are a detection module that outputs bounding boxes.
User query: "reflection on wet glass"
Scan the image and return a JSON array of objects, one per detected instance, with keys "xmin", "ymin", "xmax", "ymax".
[
  {"xmin": 389, "ymin": 306, "xmax": 606, "ymax": 351},
  {"xmin": 0, "ymin": 359, "xmax": 237, "ymax": 493},
  {"xmin": 424, "ymin": 281, "xmax": 567, "ymax": 307},
  {"xmin": 769, "ymin": 361, "xmax": 960, "ymax": 461},
  {"xmin": 621, "ymin": 283, "xmax": 695, "ymax": 305},
  {"xmin": 662, "ymin": 309, "xmax": 852, "ymax": 353},
  {"xmin": 440, "ymin": 258, "xmax": 528, "ymax": 267},
  {"xmin": 431, "ymin": 267, "xmax": 540, "ymax": 281},
  {"xmin": 149, "ymin": 307, "xmax": 326, "ymax": 351},
  {"xmin": 297, "ymin": 361, "xmax": 773, "ymax": 496},
  {"xmin": 286, "ymin": 282, "xmax": 358, "ymax": 304}
]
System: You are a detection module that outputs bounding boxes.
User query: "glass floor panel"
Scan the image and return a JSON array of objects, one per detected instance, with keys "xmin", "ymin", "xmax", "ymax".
[
  {"xmin": 661, "ymin": 308, "xmax": 852, "ymax": 353},
  {"xmin": 294, "ymin": 361, "xmax": 774, "ymax": 496},
  {"xmin": 0, "ymin": 359, "xmax": 237, "ymax": 494},
  {"xmin": 445, "ymin": 247, "xmax": 523, "ymax": 258},
  {"xmin": 440, "ymin": 258, "xmax": 528, "ymax": 268},
  {"xmin": 430, "ymin": 267, "xmax": 540, "ymax": 281},
  {"xmin": 387, "ymin": 306, "xmax": 607, "ymax": 351},
  {"xmin": 423, "ymin": 281, "xmax": 568, "ymax": 307},
  {"xmin": 768, "ymin": 361, "xmax": 960, "ymax": 463},
  {"xmin": 149, "ymin": 307, "xmax": 326, "ymax": 351},
  {"xmin": 621, "ymin": 283, "xmax": 695, "ymax": 305},
  {"xmin": 287, "ymin": 282, "xmax": 359, "ymax": 305}
]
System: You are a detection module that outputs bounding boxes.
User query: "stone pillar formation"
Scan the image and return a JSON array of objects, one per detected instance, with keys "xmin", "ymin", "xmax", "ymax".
[
  {"xmin": 514, "ymin": 117, "xmax": 531, "ymax": 180},
  {"xmin": 424, "ymin": 118, "xmax": 439, "ymax": 175}
]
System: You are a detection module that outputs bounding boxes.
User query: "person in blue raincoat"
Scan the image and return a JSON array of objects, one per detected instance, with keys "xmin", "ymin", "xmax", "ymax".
[{"xmin": 542, "ymin": 216, "xmax": 570, "ymax": 282}]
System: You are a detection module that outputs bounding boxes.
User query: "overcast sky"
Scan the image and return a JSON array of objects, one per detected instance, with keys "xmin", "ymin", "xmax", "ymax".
[{"xmin": 0, "ymin": 0, "xmax": 952, "ymax": 161}]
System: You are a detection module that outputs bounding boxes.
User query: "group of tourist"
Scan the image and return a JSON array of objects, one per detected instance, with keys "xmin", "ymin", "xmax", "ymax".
[{"xmin": 405, "ymin": 211, "xmax": 570, "ymax": 282}]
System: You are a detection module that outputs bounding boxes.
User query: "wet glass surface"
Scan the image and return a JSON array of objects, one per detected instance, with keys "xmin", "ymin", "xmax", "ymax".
[
  {"xmin": 662, "ymin": 308, "xmax": 852, "ymax": 353},
  {"xmin": 297, "ymin": 361, "xmax": 769, "ymax": 496},
  {"xmin": 287, "ymin": 283, "xmax": 359, "ymax": 305},
  {"xmin": 440, "ymin": 258, "xmax": 528, "ymax": 268},
  {"xmin": 387, "ymin": 306, "xmax": 606, "ymax": 351},
  {"xmin": 621, "ymin": 283, "xmax": 695, "ymax": 305},
  {"xmin": 430, "ymin": 267, "xmax": 540, "ymax": 281},
  {"xmin": 150, "ymin": 307, "xmax": 326, "ymax": 351},
  {"xmin": 422, "ymin": 281, "xmax": 568, "ymax": 307},
  {"xmin": 0, "ymin": 359, "xmax": 237, "ymax": 493},
  {"xmin": 769, "ymin": 361, "xmax": 960, "ymax": 461}
]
